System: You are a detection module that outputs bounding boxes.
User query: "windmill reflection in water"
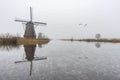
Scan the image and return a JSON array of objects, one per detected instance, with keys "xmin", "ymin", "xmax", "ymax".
[{"xmin": 15, "ymin": 44, "xmax": 47, "ymax": 76}]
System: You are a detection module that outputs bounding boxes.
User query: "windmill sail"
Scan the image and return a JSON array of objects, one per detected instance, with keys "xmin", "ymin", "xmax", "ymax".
[
  {"xmin": 34, "ymin": 22, "xmax": 47, "ymax": 25},
  {"xmin": 15, "ymin": 19, "xmax": 28, "ymax": 22},
  {"xmin": 30, "ymin": 7, "xmax": 33, "ymax": 22}
]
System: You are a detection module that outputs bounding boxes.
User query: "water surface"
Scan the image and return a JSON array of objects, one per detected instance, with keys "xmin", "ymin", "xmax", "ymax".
[{"xmin": 0, "ymin": 41, "xmax": 120, "ymax": 80}]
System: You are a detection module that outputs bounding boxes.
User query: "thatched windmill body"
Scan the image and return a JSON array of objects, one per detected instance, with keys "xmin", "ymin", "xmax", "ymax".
[{"xmin": 15, "ymin": 7, "xmax": 47, "ymax": 38}]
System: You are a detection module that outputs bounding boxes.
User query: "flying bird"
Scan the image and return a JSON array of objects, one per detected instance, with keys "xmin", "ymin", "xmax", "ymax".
[
  {"xmin": 84, "ymin": 24, "xmax": 87, "ymax": 27},
  {"xmin": 79, "ymin": 24, "xmax": 82, "ymax": 26},
  {"xmin": 79, "ymin": 24, "xmax": 87, "ymax": 27}
]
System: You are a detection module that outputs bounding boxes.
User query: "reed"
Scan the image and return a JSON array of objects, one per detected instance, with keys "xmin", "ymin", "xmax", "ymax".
[
  {"xmin": 0, "ymin": 33, "xmax": 50, "ymax": 45},
  {"xmin": 0, "ymin": 38, "xmax": 17, "ymax": 44},
  {"xmin": 17, "ymin": 38, "xmax": 50, "ymax": 45},
  {"xmin": 61, "ymin": 38, "xmax": 120, "ymax": 43}
]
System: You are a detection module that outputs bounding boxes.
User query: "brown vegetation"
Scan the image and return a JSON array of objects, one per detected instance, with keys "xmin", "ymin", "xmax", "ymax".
[
  {"xmin": 0, "ymin": 33, "xmax": 18, "ymax": 45},
  {"xmin": 17, "ymin": 38, "xmax": 50, "ymax": 45},
  {"xmin": 0, "ymin": 37, "xmax": 50, "ymax": 45},
  {"xmin": 0, "ymin": 33, "xmax": 50, "ymax": 45},
  {"xmin": 61, "ymin": 38, "xmax": 120, "ymax": 43}
]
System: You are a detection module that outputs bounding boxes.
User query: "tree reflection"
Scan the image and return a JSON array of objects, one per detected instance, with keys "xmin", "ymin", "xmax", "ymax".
[
  {"xmin": 95, "ymin": 42, "xmax": 101, "ymax": 48},
  {"xmin": 0, "ymin": 44, "xmax": 20, "ymax": 51}
]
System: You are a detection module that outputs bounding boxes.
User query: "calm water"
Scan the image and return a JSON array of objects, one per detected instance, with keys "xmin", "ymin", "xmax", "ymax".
[{"xmin": 0, "ymin": 41, "xmax": 120, "ymax": 80}]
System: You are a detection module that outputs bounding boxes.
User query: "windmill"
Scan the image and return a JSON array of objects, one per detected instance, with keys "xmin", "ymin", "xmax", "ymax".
[{"xmin": 15, "ymin": 7, "xmax": 47, "ymax": 38}]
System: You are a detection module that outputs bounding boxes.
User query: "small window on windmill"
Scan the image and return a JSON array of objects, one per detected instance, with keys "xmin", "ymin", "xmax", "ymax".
[{"xmin": 95, "ymin": 33, "xmax": 101, "ymax": 40}]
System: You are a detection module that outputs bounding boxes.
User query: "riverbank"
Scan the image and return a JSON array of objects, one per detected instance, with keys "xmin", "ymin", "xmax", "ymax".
[
  {"xmin": 0, "ymin": 37, "xmax": 50, "ymax": 45},
  {"xmin": 61, "ymin": 38, "xmax": 120, "ymax": 43},
  {"xmin": 17, "ymin": 38, "xmax": 50, "ymax": 45}
]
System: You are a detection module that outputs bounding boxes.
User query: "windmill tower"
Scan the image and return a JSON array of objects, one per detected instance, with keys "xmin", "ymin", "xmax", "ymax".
[{"xmin": 15, "ymin": 7, "xmax": 47, "ymax": 38}]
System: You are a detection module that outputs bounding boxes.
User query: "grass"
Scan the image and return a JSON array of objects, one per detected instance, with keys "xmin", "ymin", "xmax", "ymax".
[
  {"xmin": 0, "ymin": 35, "xmax": 50, "ymax": 51},
  {"xmin": 61, "ymin": 38, "xmax": 120, "ymax": 43},
  {"xmin": 0, "ymin": 37, "xmax": 17, "ymax": 45},
  {"xmin": 0, "ymin": 37, "xmax": 19, "ymax": 51},
  {"xmin": 0, "ymin": 37, "xmax": 50, "ymax": 46},
  {"xmin": 17, "ymin": 38, "xmax": 50, "ymax": 45},
  {"xmin": 0, "ymin": 33, "xmax": 50, "ymax": 45}
]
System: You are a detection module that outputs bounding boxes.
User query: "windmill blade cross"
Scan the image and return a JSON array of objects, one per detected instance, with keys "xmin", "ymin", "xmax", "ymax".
[
  {"xmin": 30, "ymin": 7, "xmax": 33, "ymax": 22},
  {"xmin": 15, "ymin": 19, "xmax": 29, "ymax": 23},
  {"xmin": 33, "ymin": 22, "xmax": 47, "ymax": 25},
  {"xmin": 15, "ymin": 60, "xmax": 28, "ymax": 63},
  {"xmin": 15, "ymin": 57, "xmax": 47, "ymax": 64},
  {"xmin": 34, "ymin": 57, "xmax": 47, "ymax": 60}
]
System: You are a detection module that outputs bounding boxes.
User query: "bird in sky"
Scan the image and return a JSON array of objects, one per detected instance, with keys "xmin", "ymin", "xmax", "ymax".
[
  {"xmin": 79, "ymin": 24, "xmax": 82, "ymax": 26},
  {"xmin": 79, "ymin": 24, "xmax": 87, "ymax": 27},
  {"xmin": 84, "ymin": 24, "xmax": 87, "ymax": 27}
]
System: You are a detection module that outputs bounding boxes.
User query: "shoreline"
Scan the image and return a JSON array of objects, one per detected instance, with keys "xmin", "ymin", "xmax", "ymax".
[
  {"xmin": 0, "ymin": 37, "xmax": 50, "ymax": 45},
  {"xmin": 60, "ymin": 38, "xmax": 120, "ymax": 43},
  {"xmin": 17, "ymin": 38, "xmax": 50, "ymax": 45}
]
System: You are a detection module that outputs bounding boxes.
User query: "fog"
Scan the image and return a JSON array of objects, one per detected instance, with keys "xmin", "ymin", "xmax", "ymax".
[{"xmin": 0, "ymin": 0, "xmax": 120, "ymax": 39}]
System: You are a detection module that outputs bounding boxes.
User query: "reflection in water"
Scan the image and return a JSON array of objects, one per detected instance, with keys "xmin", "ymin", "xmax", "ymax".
[
  {"xmin": 1, "ymin": 41, "xmax": 120, "ymax": 80},
  {"xmin": 15, "ymin": 44, "xmax": 47, "ymax": 76},
  {"xmin": 95, "ymin": 42, "xmax": 101, "ymax": 48},
  {"xmin": 24, "ymin": 45, "xmax": 36, "ymax": 76},
  {"xmin": 38, "ymin": 43, "xmax": 46, "ymax": 48},
  {"xmin": 24, "ymin": 45, "xmax": 36, "ymax": 62},
  {"xmin": 0, "ymin": 44, "xmax": 20, "ymax": 51},
  {"xmin": 38, "ymin": 44, "xmax": 42, "ymax": 48}
]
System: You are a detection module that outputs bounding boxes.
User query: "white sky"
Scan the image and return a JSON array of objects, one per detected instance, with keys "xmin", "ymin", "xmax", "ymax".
[{"xmin": 0, "ymin": 0, "xmax": 120, "ymax": 39}]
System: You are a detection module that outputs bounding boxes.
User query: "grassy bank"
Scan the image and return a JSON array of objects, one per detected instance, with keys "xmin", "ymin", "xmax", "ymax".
[
  {"xmin": 0, "ymin": 37, "xmax": 50, "ymax": 45},
  {"xmin": 17, "ymin": 38, "xmax": 50, "ymax": 45},
  {"xmin": 0, "ymin": 37, "xmax": 19, "ymax": 51},
  {"xmin": 0, "ymin": 33, "xmax": 50, "ymax": 45},
  {"xmin": 61, "ymin": 38, "xmax": 120, "ymax": 43},
  {"xmin": 0, "ymin": 37, "xmax": 17, "ymax": 45}
]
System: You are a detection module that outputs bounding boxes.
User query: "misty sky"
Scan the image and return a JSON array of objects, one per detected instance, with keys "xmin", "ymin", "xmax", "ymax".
[{"xmin": 0, "ymin": 0, "xmax": 120, "ymax": 39}]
